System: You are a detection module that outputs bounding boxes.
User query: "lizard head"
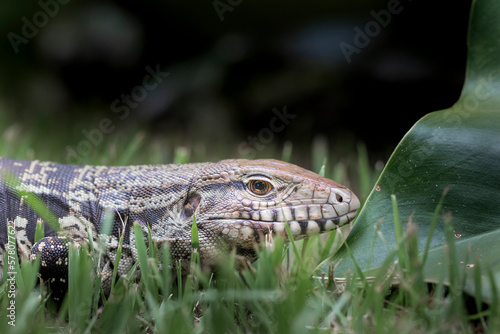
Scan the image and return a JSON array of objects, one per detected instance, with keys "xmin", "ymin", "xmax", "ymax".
[{"xmin": 181, "ymin": 159, "xmax": 360, "ymax": 264}]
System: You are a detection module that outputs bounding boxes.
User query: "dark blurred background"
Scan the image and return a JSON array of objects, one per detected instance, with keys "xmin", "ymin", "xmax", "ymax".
[{"xmin": 0, "ymin": 0, "xmax": 472, "ymax": 165}]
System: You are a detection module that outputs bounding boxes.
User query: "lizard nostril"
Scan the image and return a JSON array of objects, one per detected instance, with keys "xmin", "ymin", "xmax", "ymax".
[
  {"xmin": 329, "ymin": 188, "xmax": 348, "ymax": 204},
  {"xmin": 336, "ymin": 193, "xmax": 344, "ymax": 203}
]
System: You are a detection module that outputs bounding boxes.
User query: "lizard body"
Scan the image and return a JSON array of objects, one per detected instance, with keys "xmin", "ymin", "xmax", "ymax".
[{"xmin": 0, "ymin": 158, "xmax": 359, "ymax": 298}]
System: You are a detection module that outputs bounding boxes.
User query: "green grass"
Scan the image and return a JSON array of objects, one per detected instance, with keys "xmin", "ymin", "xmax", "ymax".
[{"xmin": 0, "ymin": 125, "xmax": 495, "ymax": 333}]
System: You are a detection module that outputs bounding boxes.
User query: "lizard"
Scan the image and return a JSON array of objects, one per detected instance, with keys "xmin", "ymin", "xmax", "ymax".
[{"xmin": 0, "ymin": 157, "xmax": 360, "ymax": 299}]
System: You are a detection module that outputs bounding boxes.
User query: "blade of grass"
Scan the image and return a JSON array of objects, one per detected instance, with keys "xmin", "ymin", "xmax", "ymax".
[
  {"xmin": 133, "ymin": 223, "xmax": 155, "ymax": 294},
  {"xmin": 403, "ymin": 219, "xmax": 427, "ymax": 308},
  {"xmin": 331, "ymin": 162, "xmax": 346, "ymax": 186},
  {"xmin": 337, "ymin": 229, "xmax": 366, "ymax": 282},
  {"xmin": 421, "ymin": 186, "xmax": 449, "ymax": 266},
  {"xmin": 391, "ymin": 195, "xmax": 408, "ymax": 272},
  {"xmin": 312, "ymin": 135, "xmax": 328, "ymax": 174},
  {"xmin": 67, "ymin": 244, "xmax": 93, "ymax": 331},
  {"xmin": 116, "ymin": 132, "xmax": 145, "ymax": 165},
  {"xmin": 160, "ymin": 243, "xmax": 172, "ymax": 298},
  {"xmin": 283, "ymin": 207, "xmax": 302, "ymax": 267},
  {"xmin": 281, "ymin": 141, "xmax": 293, "ymax": 162},
  {"xmin": 174, "ymin": 147, "xmax": 190, "ymax": 164},
  {"xmin": 110, "ymin": 233, "xmax": 125, "ymax": 296},
  {"xmin": 487, "ymin": 269, "xmax": 500, "ymax": 330},
  {"xmin": 34, "ymin": 219, "xmax": 45, "ymax": 243},
  {"xmin": 367, "ymin": 219, "xmax": 384, "ymax": 269},
  {"xmin": 443, "ymin": 214, "xmax": 459, "ymax": 292},
  {"xmin": 357, "ymin": 142, "xmax": 372, "ymax": 198},
  {"xmin": 147, "ymin": 224, "xmax": 156, "ymax": 259},
  {"xmin": 191, "ymin": 215, "xmax": 200, "ymax": 267},
  {"xmin": 319, "ymin": 230, "xmax": 338, "ymax": 262},
  {"xmin": 1, "ymin": 171, "xmax": 60, "ymax": 233},
  {"xmin": 177, "ymin": 260, "xmax": 183, "ymax": 299}
]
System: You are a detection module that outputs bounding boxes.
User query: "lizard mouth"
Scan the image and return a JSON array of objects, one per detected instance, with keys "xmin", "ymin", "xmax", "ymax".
[
  {"xmin": 198, "ymin": 188, "xmax": 360, "ymax": 243},
  {"xmin": 206, "ymin": 209, "xmax": 358, "ymax": 244},
  {"xmin": 261, "ymin": 208, "xmax": 357, "ymax": 238}
]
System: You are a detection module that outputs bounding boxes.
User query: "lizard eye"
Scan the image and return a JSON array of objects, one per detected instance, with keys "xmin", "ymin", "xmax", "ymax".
[{"xmin": 247, "ymin": 179, "xmax": 274, "ymax": 196}]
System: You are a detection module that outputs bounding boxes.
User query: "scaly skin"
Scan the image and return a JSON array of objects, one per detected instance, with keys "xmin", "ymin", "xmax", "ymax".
[{"xmin": 0, "ymin": 158, "xmax": 360, "ymax": 298}]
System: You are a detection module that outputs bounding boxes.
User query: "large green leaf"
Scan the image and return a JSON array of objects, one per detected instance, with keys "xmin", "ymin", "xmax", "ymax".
[{"xmin": 334, "ymin": 0, "xmax": 500, "ymax": 301}]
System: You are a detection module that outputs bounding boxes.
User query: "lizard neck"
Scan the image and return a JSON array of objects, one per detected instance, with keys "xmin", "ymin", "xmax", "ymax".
[{"xmin": 96, "ymin": 163, "xmax": 210, "ymax": 240}]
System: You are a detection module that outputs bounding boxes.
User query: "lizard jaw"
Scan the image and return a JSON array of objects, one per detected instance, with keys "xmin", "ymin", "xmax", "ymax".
[
  {"xmin": 270, "ymin": 207, "xmax": 358, "ymax": 239},
  {"xmin": 212, "ymin": 210, "xmax": 358, "ymax": 242},
  {"xmin": 250, "ymin": 187, "xmax": 359, "ymax": 235},
  {"xmin": 203, "ymin": 189, "xmax": 360, "ymax": 244}
]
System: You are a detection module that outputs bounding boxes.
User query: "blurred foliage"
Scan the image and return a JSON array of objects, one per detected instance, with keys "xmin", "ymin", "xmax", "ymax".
[
  {"xmin": 334, "ymin": 0, "xmax": 500, "ymax": 305},
  {"xmin": 0, "ymin": 0, "xmax": 472, "ymax": 166}
]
